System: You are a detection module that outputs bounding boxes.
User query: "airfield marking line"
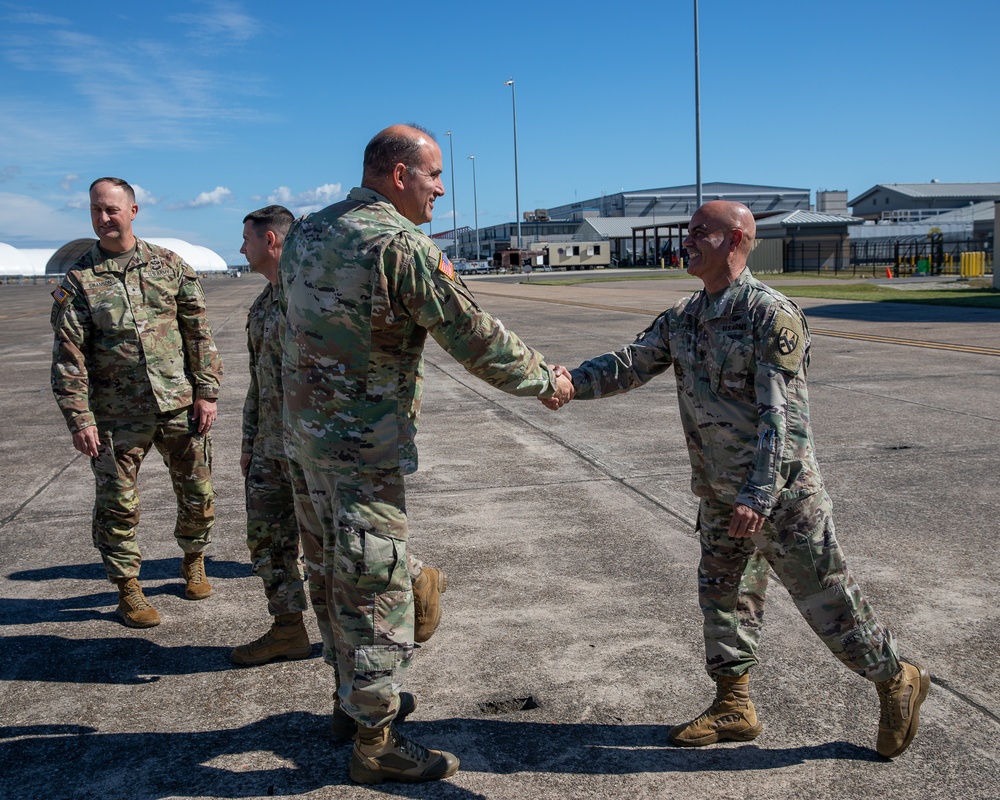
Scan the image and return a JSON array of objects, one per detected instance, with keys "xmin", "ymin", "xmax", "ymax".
[{"xmin": 472, "ymin": 290, "xmax": 1000, "ymax": 357}]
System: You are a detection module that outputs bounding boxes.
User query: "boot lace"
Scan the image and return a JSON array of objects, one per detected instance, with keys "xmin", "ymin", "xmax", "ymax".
[
  {"xmin": 185, "ymin": 555, "xmax": 206, "ymax": 585},
  {"xmin": 391, "ymin": 728, "xmax": 431, "ymax": 764},
  {"xmin": 124, "ymin": 581, "xmax": 152, "ymax": 610},
  {"xmin": 877, "ymin": 678, "xmax": 900, "ymax": 727}
]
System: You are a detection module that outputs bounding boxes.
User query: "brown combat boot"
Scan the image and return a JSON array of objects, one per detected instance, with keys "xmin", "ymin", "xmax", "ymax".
[
  {"xmin": 876, "ymin": 660, "xmax": 930, "ymax": 758},
  {"xmin": 115, "ymin": 578, "xmax": 161, "ymax": 628},
  {"xmin": 331, "ymin": 691, "xmax": 418, "ymax": 744},
  {"xmin": 669, "ymin": 673, "xmax": 763, "ymax": 747},
  {"xmin": 413, "ymin": 567, "xmax": 447, "ymax": 643},
  {"xmin": 180, "ymin": 552, "xmax": 212, "ymax": 600},
  {"xmin": 230, "ymin": 612, "xmax": 311, "ymax": 666},
  {"xmin": 350, "ymin": 723, "xmax": 459, "ymax": 784}
]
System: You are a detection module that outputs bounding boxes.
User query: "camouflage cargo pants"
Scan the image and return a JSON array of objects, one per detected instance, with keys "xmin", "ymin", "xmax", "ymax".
[
  {"xmin": 698, "ymin": 491, "xmax": 899, "ymax": 683},
  {"xmin": 290, "ymin": 461, "xmax": 419, "ymax": 729},
  {"xmin": 90, "ymin": 408, "xmax": 214, "ymax": 582},
  {"xmin": 245, "ymin": 453, "xmax": 307, "ymax": 617}
]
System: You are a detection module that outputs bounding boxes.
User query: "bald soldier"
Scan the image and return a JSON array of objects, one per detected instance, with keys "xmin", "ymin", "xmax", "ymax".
[
  {"xmin": 547, "ymin": 201, "xmax": 928, "ymax": 759},
  {"xmin": 279, "ymin": 124, "xmax": 573, "ymax": 785}
]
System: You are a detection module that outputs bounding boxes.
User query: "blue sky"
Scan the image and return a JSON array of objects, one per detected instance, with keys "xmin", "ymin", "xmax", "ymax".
[{"xmin": 1, "ymin": 0, "xmax": 997, "ymax": 265}]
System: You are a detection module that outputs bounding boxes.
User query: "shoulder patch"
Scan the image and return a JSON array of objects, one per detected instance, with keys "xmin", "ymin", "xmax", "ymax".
[
  {"xmin": 764, "ymin": 307, "xmax": 806, "ymax": 372},
  {"xmin": 437, "ymin": 252, "xmax": 456, "ymax": 281},
  {"xmin": 52, "ymin": 286, "xmax": 71, "ymax": 305}
]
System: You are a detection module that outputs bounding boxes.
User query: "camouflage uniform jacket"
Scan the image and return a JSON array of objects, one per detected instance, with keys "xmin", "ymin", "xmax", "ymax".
[
  {"xmin": 242, "ymin": 281, "xmax": 285, "ymax": 460},
  {"xmin": 279, "ymin": 186, "xmax": 559, "ymax": 477},
  {"xmin": 571, "ymin": 269, "xmax": 823, "ymax": 514},
  {"xmin": 50, "ymin": 239, "xmax": 223, "ymax": 432}
]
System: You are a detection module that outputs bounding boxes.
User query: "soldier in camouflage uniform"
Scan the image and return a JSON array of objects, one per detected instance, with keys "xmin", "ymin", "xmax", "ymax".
[
  {"xmin": 279, "ymin": 124, "xmax": 573, "ymax": 785},
  {"xmin": 231, "ymin": 205, "xmax": 313, "ymax": 665},
  {"xmin": 50, "ymin": 177, "xmax": 222, "ymax": 629},
  {"xmin": 552, "ymin": 201, "xmax": 928, "ymax": 759},
  {"xmin": 233, "ymin": 206, "xmax": 447, "ymax": 672}
]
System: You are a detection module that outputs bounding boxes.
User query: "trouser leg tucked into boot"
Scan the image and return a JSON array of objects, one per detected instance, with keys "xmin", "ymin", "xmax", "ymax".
[
  {"xmin": 180, "ymin": 552, "xmax": 212, "ymax": 600},
  {"xmin": 413, "ymin": 567, "xmax": 447, "ymax": 643},
  {"xmin": 669, "ymin": 672, "xmax": 763, "ymax": 747},
  {"xmin": 331, "ymin": 691, "xmax": 418, "ymax": 744},
  {"xmin": 350, "ymin": 723, "xmax": 459, "ymax": 784},
  {"xmin": 115, "ymin": 578, "xmax": 161, "ymax": 628},
  {"xmin": 876, "ymin": 660, "xmax": 929, "ymax": 758},
  {"xmin": 230, "ymin": 612, "xmax": 311, "ymax": 666}
]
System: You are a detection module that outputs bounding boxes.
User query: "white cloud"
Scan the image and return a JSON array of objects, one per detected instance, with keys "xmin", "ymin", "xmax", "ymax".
[
  {"xmin": 59, "ymin": 173, "xmax": 80, "ymax": 192},
  {"xmin": 4, "ymin": 11, "xmax": 71, "ymax": 26},
  {"xmin": 267, "ymin": 183, "xmax": 345, "ymax": 215},
  {"xmin": 170, "ymin": 1, "xmax": 260, "ymax": 44},
  {"xmin": 132, "ymin": 184, "xmax": 159, "ymax": 206},
  {"xmin": 0, "ymin": 192, "xmax": 92, "ymax": 246},
  {"xmin": 0, "ymin": 23, "xmax": 260, "ymax": 161},
  {"xmin": 180, "ymin": 186, "xmax": 233, "ymax": 209}
]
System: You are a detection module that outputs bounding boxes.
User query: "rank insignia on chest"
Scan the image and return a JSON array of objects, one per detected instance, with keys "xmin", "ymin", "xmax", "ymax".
[
  {"xmin": 777, "ymin": 327, "xmax": 799, "ymax": 354},
  {"xmin": 437, "ymin": 252, "xmax": 455, "ymax": 281},
  {"xmin": 51, "ymin": 286, "xmax": 70, "ymax": 305}
]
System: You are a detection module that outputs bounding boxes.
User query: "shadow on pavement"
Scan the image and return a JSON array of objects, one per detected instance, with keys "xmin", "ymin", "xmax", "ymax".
[
  {"xmin": 803, "ymin": 301, "xmax": 1000, "ymax": 324},
  {"xmin": 6, "ymin": 556, "xmax": 250, "ymax": 583},
  {"xmin": 0, "ymin": 634, "xmax": 277, "ymax": 683},
  {"xmin": 0, "ymin": 715, "xmax": 880, "ymax": 800}
]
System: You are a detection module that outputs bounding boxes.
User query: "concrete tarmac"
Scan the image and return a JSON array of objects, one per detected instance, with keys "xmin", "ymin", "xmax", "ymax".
[{"xmin": 1, "ymin": 271, "xmax": 998, "ymax": 799}]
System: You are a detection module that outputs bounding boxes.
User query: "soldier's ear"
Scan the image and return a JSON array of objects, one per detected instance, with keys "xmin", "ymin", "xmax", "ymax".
[{"xmin": 391, "ymin": 163, "xmax": 408, "ymax": 191}]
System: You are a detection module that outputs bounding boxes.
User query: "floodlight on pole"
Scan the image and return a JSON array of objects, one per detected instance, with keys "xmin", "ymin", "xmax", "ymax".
[
  {"xmin": 503, "ymin": 78, "xmax": 521, "ymax": 252},
  {"xmin": 445, "ymin": 130, "xmax": 457, "ymax": 257},
  {"xmin": 468, "ymin": 155, "xmax": 480, "ymax": 262}
]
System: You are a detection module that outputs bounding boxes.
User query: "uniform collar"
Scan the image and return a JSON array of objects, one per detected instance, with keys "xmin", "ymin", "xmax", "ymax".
[
  {"xmin": 89, "ymin": 238, "xmax": 152, "ymax": 274},
  {"xmin": 687, "ymin": 267, "xmax": 756, "ymax": 320}
]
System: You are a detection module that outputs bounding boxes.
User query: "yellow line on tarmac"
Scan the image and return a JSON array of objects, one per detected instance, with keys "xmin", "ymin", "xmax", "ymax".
[{"xmin": 473, "ymin": 290, "xmax": 1000, "ymax": 358}]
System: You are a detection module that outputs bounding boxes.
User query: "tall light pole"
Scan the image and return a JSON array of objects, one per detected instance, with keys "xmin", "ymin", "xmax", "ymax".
[
  {"xmin": 503, "ymin": 78, "xmax": 521, "ymax": 253},
  {"xmin": 693, "ymin": 0, "xmax": 703, "ymax": 207},
  {"xmin": 445, "ymin": 130, "xmax": 457, "ymax": 258},
  {"xmin": 468, "ymin": 154, "xmax": 480, "ymax": 262}
]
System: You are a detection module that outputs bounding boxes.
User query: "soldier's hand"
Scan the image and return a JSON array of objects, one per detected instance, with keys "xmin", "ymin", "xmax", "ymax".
[
  {"xmin": 240, "ymin": 452, "xmax": 251, "ymax": 477},
  {"xmin": 72, "ymin": 426, "xmax": 101, "ymax": 458},
  {"xmin": 729, "ymin": 502, "xmax": 765, "ymax": 539},
  {"xmin": 541, "ymin": 366, "xmax": 575, "ymax": 410},
  {"xmin": 193, "ymin": 398, "xmax": 218, "ymax": 434}
]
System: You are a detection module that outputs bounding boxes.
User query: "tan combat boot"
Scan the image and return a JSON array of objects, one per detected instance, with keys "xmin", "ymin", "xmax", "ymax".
[
  {"xmin": 876, "ymin": 660, "xmax": 930, "ymax": 758},
  {"xmin": 669, "ymin": 672, "xmax": 763, "ymax": 747},
  {"xmin": 413, "ymin": 567, "xmax": 447, "ymax": 643},
  {"xmin": 230, "ymin": 612, "xmax": 311, "ymax": 666},
  {"xmin": 180, "ymin": 552, "xmax": 212, "ymax": 600},
  {"xmin": 331, "ymin": 691, "xmax": 417, "ymax": 744},
  {"xmin": 350, "ymin": 723, "xmax": 459, "ymax": 784},
  {"xmin": 115, "ymin": 578, "xmax": 161, "ymax": 628}
]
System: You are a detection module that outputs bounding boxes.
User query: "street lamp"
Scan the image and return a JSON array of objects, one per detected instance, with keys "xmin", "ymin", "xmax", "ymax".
[
  {"xmin": 468, "ymin": 155, "xmax": 480, "ymax": 262},
  {"xmin": 445, "ymin": 130, "xmax": 457, "ymax": 258},
  {"xmin": 503, "ymin": 78, "xmax": 521, "ymax": 253},
  {"xmin": 693, "ymin": 0, "xmax": 702, "ymax": 207}
]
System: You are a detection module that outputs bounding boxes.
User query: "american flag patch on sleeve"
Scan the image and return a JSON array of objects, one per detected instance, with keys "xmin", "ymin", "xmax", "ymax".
[{"xmin": 437, "ymin": 252, "xmax": 455, "ymax": 281}]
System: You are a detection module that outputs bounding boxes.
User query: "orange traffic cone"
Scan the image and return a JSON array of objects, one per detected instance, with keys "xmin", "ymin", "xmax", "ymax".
[{"xmin": 885, "ymin": 267, "xmax": 894, "ymax": 279}]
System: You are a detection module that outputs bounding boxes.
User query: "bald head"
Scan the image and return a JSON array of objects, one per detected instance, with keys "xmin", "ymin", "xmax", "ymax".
[
  {"xmin": 361, "ymin": 123, "xmax": 445, "ymax": 225},
  {"xmin": 683, "ymin": 200, "xmax": 757, "ymax": 292},
  {"xmin": 363, "ymin": 124, "xmax": 436, "ymax": 186},
  {"xmin": 698, "ymin": 201, "xmax": 756, "ymax": 258}
]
